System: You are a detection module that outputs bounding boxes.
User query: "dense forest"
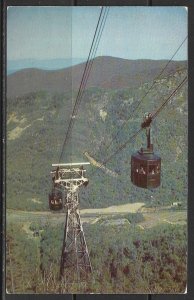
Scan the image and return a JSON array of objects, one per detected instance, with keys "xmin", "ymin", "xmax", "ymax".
[{"xmin": 6, "ymin": 218, "xmax": 187, "ymax": 293}]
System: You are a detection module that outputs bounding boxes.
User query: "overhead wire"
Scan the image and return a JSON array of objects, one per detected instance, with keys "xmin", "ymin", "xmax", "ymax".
[
  {"xmin": 68, "ymin": 7, "xmax": 110, "ymax": 153},
  {"xmin": 89, "ymin": 75, "xmax": 187, "ymax": 177},
  {"xmin": 152, "ymin": 76, "xmax": 187, "ymax": 120},
  {"xmin": 73, "ymin": 7, "xmax": 110, "ymax": 117},
  {"xmin": 70, "ymin": 7, "xmax": 110, "ymax": 119},
  {"xmin": 58, "ymin": 13, "xmax": 187, "ymax": 173},
  {"xmin": 88, "ymin": 35, "xmax": 187, "ymax": 159},
  {"xmin": 59, "ymin": 6, "xmax": 104, "ymax": 162},
  {"xmin": 59, "ymin": 6, "xmax": 110, "ymax": 162}
]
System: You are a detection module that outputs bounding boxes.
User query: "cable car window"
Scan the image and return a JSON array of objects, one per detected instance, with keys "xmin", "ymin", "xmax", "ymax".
[
  {"xmin": 139, "ymin": 165, "xmax": 146, "ymax": 174},
  {"xmin": 149, "ymin": 165, "xmax": 156, "ymax": 174},
  {"xmin": 156, "ymin": 165, "xmax": 160, "ymax": 173},
  {"xmin": 148, "ymin": 164, "xmax": 160, "ymax": 174},
  {"xmin": 55, "ymin": 198, "xmax": 62, "ymax": 204}
]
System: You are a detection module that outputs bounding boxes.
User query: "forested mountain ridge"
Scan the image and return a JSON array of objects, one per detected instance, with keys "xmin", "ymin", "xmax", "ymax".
[
  {"xmin": 7, "ymin": 56, "xmax": 186, "ymax": 98},
  {"xmin": 6, "ymin": 59, "xmax": 187, "ymax": 211}
]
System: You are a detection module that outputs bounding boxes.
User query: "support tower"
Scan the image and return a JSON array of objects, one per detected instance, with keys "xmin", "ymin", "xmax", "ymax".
[{"xmin": 51, "ymin": 162, "xmax": 92, "ymax": 283}]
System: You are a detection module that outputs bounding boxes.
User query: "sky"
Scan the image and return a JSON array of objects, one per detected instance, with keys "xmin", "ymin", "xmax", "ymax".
[{"xmin": 7, "ymin": 6, "xmax": 187, "ymax": 62}]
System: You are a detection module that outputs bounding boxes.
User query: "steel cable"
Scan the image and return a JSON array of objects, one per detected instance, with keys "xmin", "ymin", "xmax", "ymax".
[{"xmin": 59, "ymin": 7, "xmax": 109, "ymax": 162}]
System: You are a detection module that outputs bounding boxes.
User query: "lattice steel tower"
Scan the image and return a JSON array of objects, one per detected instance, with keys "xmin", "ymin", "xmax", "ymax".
[{"xmin": 51, "ymin": 162, "xmax": 92, "ymax": 283}]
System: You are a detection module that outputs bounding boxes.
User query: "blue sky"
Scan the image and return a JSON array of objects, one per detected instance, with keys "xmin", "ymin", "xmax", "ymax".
[{"xmin": 7, "ymin": 6, "xmax": 187, "ymax": 62}]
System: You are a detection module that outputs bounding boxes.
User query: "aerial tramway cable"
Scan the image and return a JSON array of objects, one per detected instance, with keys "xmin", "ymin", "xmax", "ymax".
[
  {"xmin": 75, "ymin": 13, "xmax": 110, "ymax": 121},
  {"xmin": 59, "ymin": 7, "xmax": 110, "ymax": 162},
  {"xmin": 59, "ymin": 6, "xmax": 104, "ymax": 162},
  {"xmin": 90, "ymin": 36, "xmax": 187, "ymax": 159},
  {"xmin": 73, "ymin": 7, "xmax": 110, "ymax": 114},
  {"xmin": 67, "ymin": 7, "xmax": 110, "ymax": 133},
  {"xmin": 68, "ymin": 7, "xmax": 109, "ymax": 119},
  {"xmin": 151, "ymin": 76, "xmax": 187, "ymax": 120},
  {"xmin": 88, "ymin": 76, "xmax": 187, "ymax": 177}
]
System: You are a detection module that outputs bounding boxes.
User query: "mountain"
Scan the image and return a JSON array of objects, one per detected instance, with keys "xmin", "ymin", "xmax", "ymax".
[
  {"xmin": 7, "ymin": 56, "xmax": 186, "ymax": 98},
  {"xmin": 7, "ymin": 58, "xmax": 86, "ymax": 75},
  {"xmin": 6, "ymin": 56, "xmax": 188, "ymax": 211}
]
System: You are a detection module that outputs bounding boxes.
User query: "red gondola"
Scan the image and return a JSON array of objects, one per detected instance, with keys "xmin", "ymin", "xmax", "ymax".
[
  {"xmin": 49, "ymin": 189, "xmax": 63, "ymax": 211},
  {"xmin": 131, "ymin": 113, "xmax": 161, "ymax": 189}
]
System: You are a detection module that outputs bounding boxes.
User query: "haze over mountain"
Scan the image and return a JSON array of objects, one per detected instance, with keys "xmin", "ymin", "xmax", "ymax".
[
  {"xmin": 7, "ymin": 56, "xmax": 186, "ymax": 98},
  {"xmin": 7, "ymin": 58, "xmax": 86, "ymax": 75}
]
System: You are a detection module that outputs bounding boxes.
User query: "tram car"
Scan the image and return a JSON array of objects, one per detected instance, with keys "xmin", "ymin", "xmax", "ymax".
[
  {"xmin": 49, "ymin": 188, "xmax": 63, "ymax": 211},
  {"xmin": 131, "ymin": 146, "xmax": 161, "ymax": 189},
  {"xmin": 131, "ymin": 112, "xmax": 161, "ymax": 189}
]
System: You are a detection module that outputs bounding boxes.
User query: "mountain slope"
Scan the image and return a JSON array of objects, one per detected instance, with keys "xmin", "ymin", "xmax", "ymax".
[
  {"xmin": 7, "ymin": 58, "xmax": 86, "ymax": 75},
  {"xmin": 7, "ymin": 56, "xmax": 186, "ymax": 98},
  {"xmin": 6, "ymin": 61, "xmax": 187, "ymax": 211}
]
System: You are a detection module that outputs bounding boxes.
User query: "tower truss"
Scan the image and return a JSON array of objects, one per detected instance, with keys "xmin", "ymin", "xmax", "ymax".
[{"xmin": 51, "ymin": 163, "xmax": 92, "ymax": 283}]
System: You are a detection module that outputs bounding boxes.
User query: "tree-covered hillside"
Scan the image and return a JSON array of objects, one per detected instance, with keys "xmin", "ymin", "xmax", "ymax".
[
  {"xmin": 6, "ymin": 220, "xmax": 187, "ymax": 293},
  {"xmin": 6, "ymin": 65, "xmax": 187, "ymax": 211}
]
